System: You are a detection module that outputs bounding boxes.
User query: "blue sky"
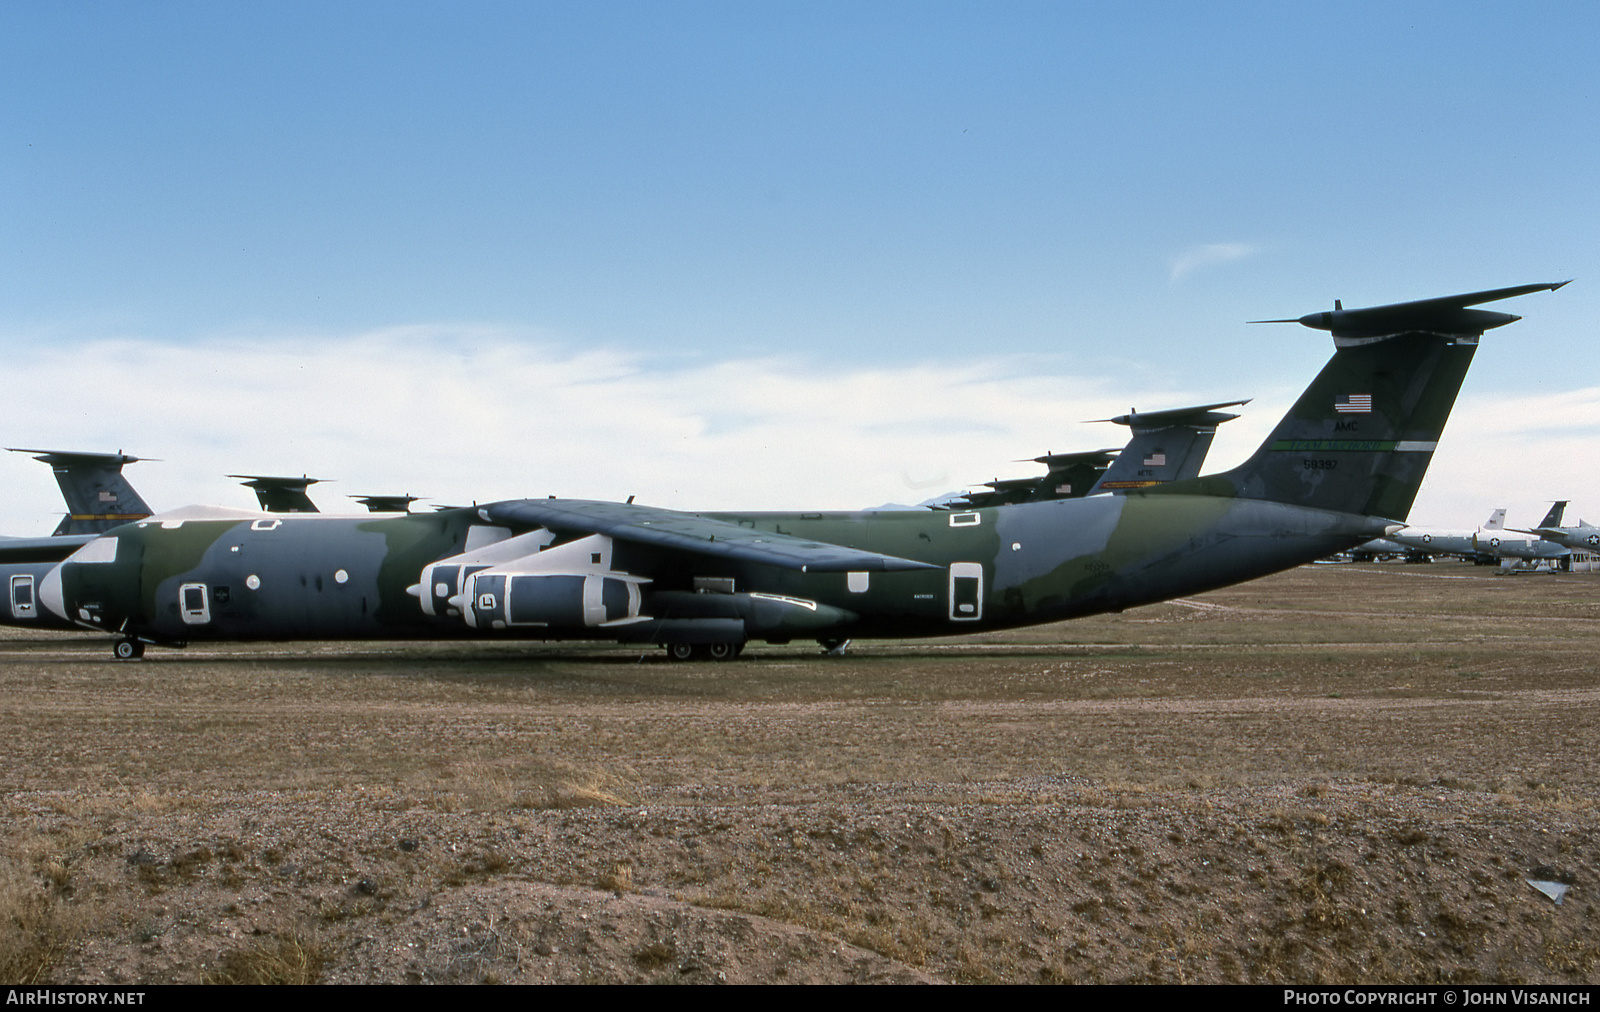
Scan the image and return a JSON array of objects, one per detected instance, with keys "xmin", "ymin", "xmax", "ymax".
[{"xmin": 2, "ymin": 2, "xmax": 1596, "ymax": 531}]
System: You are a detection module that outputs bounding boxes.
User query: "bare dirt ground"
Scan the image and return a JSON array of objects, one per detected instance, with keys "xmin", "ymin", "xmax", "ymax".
[{"xmin": 2, "ymin": 561, "xmax": 1598, "ymax": 984}]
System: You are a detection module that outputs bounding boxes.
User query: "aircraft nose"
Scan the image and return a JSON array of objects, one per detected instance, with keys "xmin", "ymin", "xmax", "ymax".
[{"xmin": 40, "ymin": 563, "xmax": 66, "ymax": 621}]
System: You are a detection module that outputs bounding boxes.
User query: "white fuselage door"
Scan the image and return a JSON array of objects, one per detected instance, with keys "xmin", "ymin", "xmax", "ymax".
[
  {"xmin": 10, "ymin": 575, "xmax": 35, "ymax": 620},
  {"xmin": 948, "ymin": 562, "xmax": 983, "ymax": 622}
]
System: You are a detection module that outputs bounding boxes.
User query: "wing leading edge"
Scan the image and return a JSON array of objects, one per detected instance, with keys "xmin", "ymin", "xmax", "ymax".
[{"xmin": 485, "ymin": 499, "xmax": 941, "ymax": 573}]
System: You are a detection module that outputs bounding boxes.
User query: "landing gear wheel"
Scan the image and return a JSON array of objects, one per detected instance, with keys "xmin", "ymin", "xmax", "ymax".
[
  {"xmin": 818, "ymin": 637, "xmax": 851, "ymax": 656},
  {"xmin": 665, "ymin": 642, "xmax": 698, "ymax": 662},
  {"xmin": 113, "ymin": 638, "xmax": 145, "ymax": 660},
  {"xmin": 705, "ymin": 641, "xmax": 745, "ymax": 662}
]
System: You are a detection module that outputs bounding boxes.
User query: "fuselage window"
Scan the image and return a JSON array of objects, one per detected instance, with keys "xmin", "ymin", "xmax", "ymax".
[
  {"xmin": 10, "ymin": 575, "xmax": 35, "ymax": 620},
  {"xmin": 180, "ymin": 583, "xmax": 211, "ymax": 624}
]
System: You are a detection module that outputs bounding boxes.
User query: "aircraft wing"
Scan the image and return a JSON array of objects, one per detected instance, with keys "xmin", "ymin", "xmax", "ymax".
[
  {"xmin": 485, "ymin": 499, "xmax": 941, "ymax": 573},
  {"xmin": 0, "ymin": 534, "xmax": 97, "ymax": 564}
]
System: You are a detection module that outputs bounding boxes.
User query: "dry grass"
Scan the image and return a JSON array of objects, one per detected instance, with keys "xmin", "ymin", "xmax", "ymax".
[
  {"xmin": 0, "ymin": 866, "xmax": 81, "ymax": 984},
  {"xmin": 202, "ymin": 934, "xmax": 327, "ymax": 985},
  {"xmin": 433, "ymin": 759, "xmax": 637, "ymax": 812},
  {"xmin": 0, "ymin": 562, "xmax": 1597, "ymax": 983}
]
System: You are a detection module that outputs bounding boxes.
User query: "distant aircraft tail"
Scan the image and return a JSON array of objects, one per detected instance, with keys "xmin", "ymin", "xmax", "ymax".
[
  {"xmin": 1482, "ymin": 508, "xmax": 1507, "ymax": 532},
  {"xmin": 1088, "ymin": 400, "xmax": 1247, "ymax": 494},
  {"xmin": 228, "ymin": 474, "xmax": 324, "ymax": 513},
  {"xmin": 1166, "ymin": 282, "xmax": 1568, "ymax": 522},
  {"xmin": 1537, "ymin": 501, "xmax": 1569, "ymax": 529},
  {"xmin": 8, "ymin": 448, "xmax": 155, "ymax": 535}
]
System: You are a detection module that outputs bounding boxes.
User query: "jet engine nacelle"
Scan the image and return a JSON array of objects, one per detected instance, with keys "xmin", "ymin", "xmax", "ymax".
[
  {"xmin": 459, "ymin": 570, "xmax": 643, "ymax": 630},
  {"xmin": 411, "ymin": 532, "xmax": 648, "ymax": 631}
]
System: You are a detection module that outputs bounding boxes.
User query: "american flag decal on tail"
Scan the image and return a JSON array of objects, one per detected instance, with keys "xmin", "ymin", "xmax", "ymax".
[{"xmin": 1335, "ymin": 394, "xmax": 1372, "ymax": 414}]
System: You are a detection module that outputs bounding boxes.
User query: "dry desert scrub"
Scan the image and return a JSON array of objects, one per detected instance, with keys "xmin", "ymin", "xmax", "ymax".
[{"xmin": 1, "ymin": 563, "xmax": 1598, "ymax": 983}]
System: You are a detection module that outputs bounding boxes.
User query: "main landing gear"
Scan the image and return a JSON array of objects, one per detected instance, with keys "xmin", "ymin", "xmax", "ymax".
[
  {"xmin": 113, "ymin": 638, "xmax": 145, "ymax": 660},
  {"xmin": 664, "ymin": 641, "xmax": 746, "ymax": 662}
]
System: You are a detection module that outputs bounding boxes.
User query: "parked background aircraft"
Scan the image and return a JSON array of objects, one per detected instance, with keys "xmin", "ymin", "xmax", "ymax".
[
  {"xmin": 4, "ymin": 282, "xmax": 1564, "ymax": 659},
  {"xmin": 1086, "ymin": 400, "xmax": 1247, "ymax": 493},
  {"xmin": 6, "ymin": 448, "xmax": 154, "ymax": 535},
  {"xmin": 1520, "ymin": 521, "xmax": 1600, "ymax": 552},
  {"xmin": 1509, "ymin": 505, "xmax": 1600, "ymax": 568},
  {"xmin": 1376, "ymin": 503, "xmax": 1573, "ymax": 568},
  {"xmin": 943, "ymin": 398, "xmax": 1247, "ymax": 509},
  {"xmin": 1382, "ymin": 508, "xmax": 1510, "ymax": 564},
  {"xmin": 1469, "ymin": 502, "xmax": 1572, "ymax": 568},
  {"xmin": 944, "ymin": 449, "xmax": 1118, "ymax": 509}
]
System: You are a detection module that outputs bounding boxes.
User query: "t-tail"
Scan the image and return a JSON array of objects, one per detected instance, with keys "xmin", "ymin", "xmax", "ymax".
[
  {"xmin": 1174, "ymin": 282, "xmax": 1568, "ymax": 522},
  {"xmin": 228, "ymin": 474, "xmax": 325, "ymax": 513},
  {"xmin": 1087, "ymin": 400, "xmax": 1247, "ymax": 493},
  {"xmin": 7, "ymin": 448, "xmax": 156, "ymax": 535}
]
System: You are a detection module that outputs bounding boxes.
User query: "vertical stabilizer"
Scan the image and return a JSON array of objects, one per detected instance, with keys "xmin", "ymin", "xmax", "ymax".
[
  {"xmin": 1537, "ymin": 501, "xmax": 1569, "ymax": 529},
  {"xmin": 8, "ymin": 448, "xmax": 155, "ymax": 535},
  {"xmin": 1181, "ymin": 283, "xmax": 1567, "ymax": 522}
]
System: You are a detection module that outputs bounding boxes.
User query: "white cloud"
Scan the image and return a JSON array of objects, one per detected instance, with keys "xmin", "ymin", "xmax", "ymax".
[
  {"xmin": 0, "ymin": 327, "xmax": 1195, "ymax": 531},
  {"xmin": 1168, "ymin": 242, "xmax": 1257, "ymax": 282},
  {"xmin": 2, "ymin": 327, "xmax": 1593, "ymax": 536},
  {"xmin": 1406, "ymin": 385, "xmax": 1600, "ymax": 526}
]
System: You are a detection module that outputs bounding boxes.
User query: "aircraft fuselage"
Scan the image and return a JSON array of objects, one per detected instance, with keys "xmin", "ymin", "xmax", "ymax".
[{"xmin": 28, "ymin": 493, "xmax": 1386, "ymax": 647}]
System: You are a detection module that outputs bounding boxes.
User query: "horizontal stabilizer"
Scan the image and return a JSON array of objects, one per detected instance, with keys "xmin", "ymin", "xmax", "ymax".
[
  {"xmin": 8, "ymin": 448, "xmax": 152, "ymax": 467},
  {"xmin": 351, "ymin": 494, "xmax": 423, "ymax": 513},
  {"xmin": 1089, "ymin": 399, "xmax": 1250, "ymax": 430},
  {"xmin": 228, "ymin": 474, "xmax": 326, "ymax": 513},
  {"xmin": 1251, "ymin": 281, "xmax": 1569, "ymax": 344},
  {"xmin": 1027, "ymin": 449, "xmax": 1120, "ymax": 468}
]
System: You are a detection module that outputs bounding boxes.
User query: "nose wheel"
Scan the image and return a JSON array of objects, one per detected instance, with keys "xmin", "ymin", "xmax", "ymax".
[{"xmin": 113, "ymin": 638, "xmax": 145, "ymax": 660}]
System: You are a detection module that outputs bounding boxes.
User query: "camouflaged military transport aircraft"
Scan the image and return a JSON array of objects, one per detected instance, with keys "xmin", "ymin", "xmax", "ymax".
[{"xmin": 0, "ymin": 282, "xmax": 1568, "ymax": 660}]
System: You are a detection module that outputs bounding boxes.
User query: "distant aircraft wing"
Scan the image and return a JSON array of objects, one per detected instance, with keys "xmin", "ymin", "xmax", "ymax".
[
  {"xmin": 0, "ymin": 534, "xmax": 97, "ymax": 564},
  {"xmin": 1511, "ymin": 527, "xmax": 1568, "ymax": 540},
  {"xmin": 486, "ymin": 499, "xmax": 941, "ymax": 573}
]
